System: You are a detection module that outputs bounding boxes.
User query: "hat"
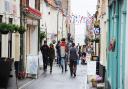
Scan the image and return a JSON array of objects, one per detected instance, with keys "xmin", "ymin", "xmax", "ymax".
[{"xmin": 50, "ymin": 43, "xmax": 53, "ymax": 46}]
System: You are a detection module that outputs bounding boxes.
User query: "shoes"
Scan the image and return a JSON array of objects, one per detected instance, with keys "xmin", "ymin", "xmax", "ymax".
[
  {"xmin": 74, "ymin": 73, "xmax": 76, "ymax": 77},
  {"xmin": 50, "ymin": 70, "xmax": 52, "ymax": 74},
  {"xmin": 65, "ymin": 70, "xmax": 68, "ymax": 72}
]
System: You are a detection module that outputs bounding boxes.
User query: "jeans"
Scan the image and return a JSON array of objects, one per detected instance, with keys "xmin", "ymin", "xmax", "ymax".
[{"xmin": 61, "ymin": 57, "xmax": 67, "ymax": 72}]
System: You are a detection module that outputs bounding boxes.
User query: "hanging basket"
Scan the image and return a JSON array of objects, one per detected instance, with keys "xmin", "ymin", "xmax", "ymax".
[
  {"xmin": 0, "ymin": 23, "xmax": 9, "ymax": 34},
  {"xmin": 0, "ymin": 29, "xmax": 9, "ymax": 34},
  {"xmin": 18, "ymin": 26, "xmax": 26, "ymax": 34}
]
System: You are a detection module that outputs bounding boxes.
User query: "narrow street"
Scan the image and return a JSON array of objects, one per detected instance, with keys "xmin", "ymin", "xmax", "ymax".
[{"xmin": 19, "ymin": 64, "xmax": 87, "ymax": 89}]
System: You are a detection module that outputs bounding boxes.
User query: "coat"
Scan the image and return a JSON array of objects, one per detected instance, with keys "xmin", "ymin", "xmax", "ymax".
[{"xmin": 49, "ymin": 47, "xmax": 55, "ymax": 60}]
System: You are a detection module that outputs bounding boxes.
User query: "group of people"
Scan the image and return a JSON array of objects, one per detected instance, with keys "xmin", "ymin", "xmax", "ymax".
[
  {"xmin": 40, "ymin": 38, "xmax": 79, "ymax": 77},
  {"xmin": 40, "ymin": 40, "xmax": 55, "ymax": 73},
  {"xmin": 76, "ymin": 44, "xmax": 94, "ymax": 64}
]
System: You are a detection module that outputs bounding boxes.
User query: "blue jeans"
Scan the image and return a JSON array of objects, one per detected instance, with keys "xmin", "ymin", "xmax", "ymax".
[{"xmin": 61, "ymin": 57, "xmax": 67, "ymax": 72}]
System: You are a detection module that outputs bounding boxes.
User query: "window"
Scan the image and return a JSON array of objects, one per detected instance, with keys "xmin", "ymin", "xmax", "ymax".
[
  {"xmin": 9, "ymin": 18, "xmax": 13, "ymax": 24},
  {"xmin": 0, "ymin": 15, "xmax": 3, "ymax": 23},
  {"xmin": 26, "ymin": 0, "xmax": 29, "ymax": 7},
  {"xmin": 35, "ymin": 0, "xmax": 40, "ymax": 10}
]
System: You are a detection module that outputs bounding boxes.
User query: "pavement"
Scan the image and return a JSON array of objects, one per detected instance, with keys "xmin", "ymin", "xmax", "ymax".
[
  {"xmin": 18, "ymin": 64, "xmax": 88, "ymax": 89},
  {"xmin": 0, "ymin": 63, "xmax": 96, "ymax": 89}
]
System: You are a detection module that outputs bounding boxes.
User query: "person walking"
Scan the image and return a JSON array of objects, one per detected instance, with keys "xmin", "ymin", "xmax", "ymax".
[
  {"xmin": 40, "ymin": 40, "xmax": 49, "ymax": 72},
  {"xmin": 49, "ymin": 43, "xmax": 55, "ymax": 73},
  {"xmin": 69, "ymin": 43, "xmax": 78, "ymax": 77},
  {"xmin": 56, "ymin": 41, "xmax": 61, "ymax": 66},
  {"xmin": 60, "ymin": 38, "xmax": 68, "ymax": 73}
]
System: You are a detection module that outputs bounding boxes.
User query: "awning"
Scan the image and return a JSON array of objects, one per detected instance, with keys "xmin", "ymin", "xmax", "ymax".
[
  {"xmin": 25, "ymin": 7, "xmax": 42, "ymax": 19},
  {"xmin": 44, "ymin": 0, "xmax": 57, "ymax": 8}
]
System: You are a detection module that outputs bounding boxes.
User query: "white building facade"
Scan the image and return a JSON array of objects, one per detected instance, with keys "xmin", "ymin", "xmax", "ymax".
[{"xmin": 0, "ymin": 0, "xmax": 20, "ymax": 61}]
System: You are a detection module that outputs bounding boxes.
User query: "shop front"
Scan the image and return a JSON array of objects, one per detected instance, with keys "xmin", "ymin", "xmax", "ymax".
[{"xmin": 23, "ymin": 6, "xmax": 42, "ymax": 77}]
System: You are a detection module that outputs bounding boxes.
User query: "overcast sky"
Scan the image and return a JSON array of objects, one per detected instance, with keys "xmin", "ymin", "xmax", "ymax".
[
  {"xmin": 71, "ymin": 0, "xmax": 97, "ymax": 16},
  {"xmin": 71, "ymin": 0, "xmax": 97, "ymax": 45}
]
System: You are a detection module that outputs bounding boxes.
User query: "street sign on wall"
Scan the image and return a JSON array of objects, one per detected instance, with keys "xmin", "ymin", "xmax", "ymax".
[{"xmin": 94, "ymin": 28, "xmax": 100, "ymax": 35}]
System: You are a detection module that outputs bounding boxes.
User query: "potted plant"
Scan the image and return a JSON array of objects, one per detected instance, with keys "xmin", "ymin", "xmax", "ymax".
[
  {"xmin": 0, "ymin": 23, "xmax": 9, "ymax": 34},
  {"xmin": 18, "ymin": 26, "xmax": 26, "ymax": 34},
  {"xmin": 40, "ymin": 31, "xmax": 46, "ymax": 44},
  {"xmin": 7, "ymin": 24, "xmax": 17, "ymax": 33},
  {"xmin": 95, "ymin": 38, "xmax": 100, "ymax": 43},
  {"xmin": 12, "ymin": 24, "xmax": 19, "ymax": 33}
]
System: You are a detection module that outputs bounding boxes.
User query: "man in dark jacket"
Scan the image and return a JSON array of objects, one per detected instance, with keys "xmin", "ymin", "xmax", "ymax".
[
  {"xmin": 56, "ymin": 41, "xmax": 61, "ymax": 65},
  {"xmin": 69, "ymin": 43, "xmax": 78, "ymax": 77},
  {"xmin": 40, "ymin": 40, "xmax": 49, "ymax": 71},
  {"xmin": 49, "ymin": 43, "xmax": 55, "ymax": 73}
]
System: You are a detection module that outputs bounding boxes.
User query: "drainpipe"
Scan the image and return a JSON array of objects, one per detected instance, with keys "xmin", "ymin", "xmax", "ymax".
[
  {"xmin": 62, "ymin": 14, "xmax": 64, "ymax": 38},
  {"xmin": 57, "ymin": 10, "xmax": 59, "ymax": 42},
  {"xmin": 38, "ymin": 0, "xmax": 41, "ymax": 51},
  {"xmin": 20, "ymin": 0, "xmax": 24, "ymax": 71}
]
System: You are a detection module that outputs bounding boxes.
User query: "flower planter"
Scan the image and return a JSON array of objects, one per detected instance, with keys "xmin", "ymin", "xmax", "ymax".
[{"xmin": 91, "ymin": 79, "xmax": 97, "ymax": 87}]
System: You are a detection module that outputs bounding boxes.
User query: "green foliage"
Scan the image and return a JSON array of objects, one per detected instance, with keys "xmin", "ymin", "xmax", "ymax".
[
  {"xmin": 0, "ymin": 23, "xmax": 26, "ymax": 34},
  {"xmin": 90, "ymin": 38, "xmax": 100, "ymax": 43},
  {"xmin": 40, "ymin": 31, "xmax": 46, "ymax": 43},
  {"xmin": 0, "ymin": 23, "xmax": 9, "ymax": 34},
  {"xmin": 18, "ymin": 26, "xmax": 26, "ymax": 34}
]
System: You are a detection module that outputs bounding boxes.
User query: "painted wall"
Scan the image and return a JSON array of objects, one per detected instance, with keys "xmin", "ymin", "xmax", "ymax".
[
  {"xmin": 41, "ymin": 1, "xmax": 68, "ymax": 44},
  {"xmin": 0, "ymin": 0, "xmax": 20, "ymax": 61},
  {"xmin": 98, "ymin": 0, "xmax": 108, "ymax": 66},
  {"xmin": 125, "ymin": 0, "xmax": 128, "ymax": 89}
]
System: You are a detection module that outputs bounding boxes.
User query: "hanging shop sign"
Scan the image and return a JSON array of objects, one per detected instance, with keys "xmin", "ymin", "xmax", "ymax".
[
  {"xmin": 94, "ymin": 28, "xmax": 100, "ymax": 35},
  {"xmin": 24, "ymin": 7, "xmax": 42, "ymax": 19},
  {"xmin": 44, "ymin": 0, "xmax": 56, "ymax": 8}
]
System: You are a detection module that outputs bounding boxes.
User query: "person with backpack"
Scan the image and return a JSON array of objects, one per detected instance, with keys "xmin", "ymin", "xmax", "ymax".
[{"xmin": 69, "ymin": 43, "xmax": 78, "ymax": 77}]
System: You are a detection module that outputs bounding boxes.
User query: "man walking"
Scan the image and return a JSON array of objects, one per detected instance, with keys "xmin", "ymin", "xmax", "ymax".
[
  {"xmin": 56, "ymin": 41, "xmax": 61, "ymax": 66},
  {"xmin": 69, "ymin": 43, "xmax": 78, "ymax": 77},
  {"xmin": 40, "ymin": 40, "xmax": 49, "ymax": 72},
  {"xmin": 60, "ymin": 38, "xmax": 68, "ymax": 73},
  {"xmin": 49, "ymin": 43, "xmax": 55, "ymax": 73}
]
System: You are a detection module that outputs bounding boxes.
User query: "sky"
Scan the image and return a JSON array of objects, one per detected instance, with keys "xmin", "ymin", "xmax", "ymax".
[{"xmin": 71, "ymin": 0, "xmax": 97, "ymax": 45}]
